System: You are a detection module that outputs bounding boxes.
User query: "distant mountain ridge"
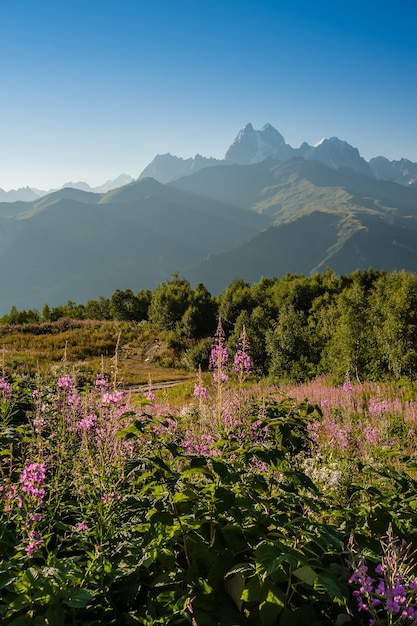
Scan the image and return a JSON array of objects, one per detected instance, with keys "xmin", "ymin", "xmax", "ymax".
[
  {"xmin": 2, "ymin": 123, "xmax": 416, "ymax": 202},
  {"xmin": 1, "ymin": 123, "xmax": 417, "ymax": 314},
  {"xmin": 139, "ymin": 122, "xmax": 417, "ymax": 187},
  {"xmin": 1, "ymin": 146, "xmax": 417, "ymax": 313},
  {"xmin": 0, "ymin": 174, "xmax": 134, "ymax": 203}
]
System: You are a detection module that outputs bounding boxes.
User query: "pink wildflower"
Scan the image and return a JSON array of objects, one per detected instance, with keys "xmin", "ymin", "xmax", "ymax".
[
  {"xmin": 0, "ymin": 377, "xmax": 12, "ymax": 398},
  {"xmin": 57, "ymin": 376, "xmax": 73, "ymax": 392},
  {"xmin": 193, "ymin": 384, "xmax": 207, "ymax": 399}
]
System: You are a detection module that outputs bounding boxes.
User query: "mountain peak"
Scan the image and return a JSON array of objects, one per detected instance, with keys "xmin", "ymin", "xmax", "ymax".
[
  {"xmin": 225, "ymin": 123, "xmax": 289, "ymax": 165},
  {"xmin": 309, "ymin": 137, "xmax": 372, "ymax": 175}
]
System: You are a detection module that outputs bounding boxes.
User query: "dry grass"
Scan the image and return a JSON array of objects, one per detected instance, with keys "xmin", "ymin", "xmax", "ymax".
[{"xmin": 0, "ymin": 319, "xmax": 195, "ymax": 387}]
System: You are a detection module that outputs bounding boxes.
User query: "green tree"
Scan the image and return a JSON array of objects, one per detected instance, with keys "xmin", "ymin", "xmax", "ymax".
[
  {"xmin": 1, "ymin": 306, "xmax": 40, "ymax": 325},
  {"xmin": 109, "ymin": 289, "xmax": 144, "ymax": 321},
  {"xmin": 369, "ymin": 271, "xmax": 417, "ymax": 379},
  {"xmin": 218, "ymin": 278, "xmax": 254, "ymax": 333},
  {"xmin": 41, "ymin": 303, "xmax": 51, "ymax": 322},
  {"xmin": 85, "ymin": 296, "xmax": 111, "ymax": 320},
  {"xmin": 266, "ymin": 305, "xmax": 312, "ymax": 381},
  {"xmin": 180, "ymin": 283, "xmax": 217, "ymax": 338},
  {"xmin": 148, "ymin": 274, "xmax": 194, "ymax": 331},
  {"xmin": 320, "ymin": 280, "xmax": 371, "ymax": 382},
  {"xmin": 136, "ymin": 289, "xmax": 152, "ymax": 321}
]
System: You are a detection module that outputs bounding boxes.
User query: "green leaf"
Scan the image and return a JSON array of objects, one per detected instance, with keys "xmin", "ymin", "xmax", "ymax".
[
  {"xmin": 255, "ymin": 542, "xmax": 299, "ymax": 577},
  {"xmin": 214, "ymin": 486, "xmax": 236, "ymax": 512},
  {"xmin": 211, "ymin": 459, "xmax": 229, "ymax": 478},
  {"xmin": 224, "ymin": 573, "xmax": 245, "ymax": 610},
  {"xmin": 226, "ymin": 563, "xmax": 255, "ymax": 578},
  {"xmin": 149, "ymin": 510, "xmax": 174, "ymax": 525},
  {"xmin": 173, "ymin": 488, "xmax": 198, "ymax": 503},
  {"xmin": 259, "ymin": 588, "xmax": 285, "ymax": 626},
  {"xmin": 62, "ymin": 587, "xmax": 94, "ymax": 608},
  {"xmin": 6, "ymin": 594, "xmax": 32, "ymax": 612},
  {"xmin": 293, "ymin": 565, "xmax": 318, "ymax": 586},
  {"xmin": 315, "ymin": 573, "xmax": 346, "ymax": 601},
  {"xmin": 8, "ymin": 616, "xmax": 33, "ymax": 626},
  {"xmin": 241, "ymin": 575, "xmax": 265, "ymax": 603},
  {"xmin": 45, "ymin": 605, "xmax": 65, "ymax": 626}
]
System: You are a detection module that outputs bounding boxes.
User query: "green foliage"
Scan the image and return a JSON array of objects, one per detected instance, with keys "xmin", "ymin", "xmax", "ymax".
[
  {"xmin": 110, "ymin": 289, "xmax": 148, "ymax": 321},
  {"xmin": 149, "ymin": 275, "xmax": 217, "ymax": 338},
  {"xmin": 4, "ymin": 268, "xmax": 417, "ymax": 381},
  {"xmin": 3, "ymin": 371, "xmax": 417, "ymax": 623},
  {"xmin": 218, "ymin": 278, "xmax": 255, "ymax": 332}
]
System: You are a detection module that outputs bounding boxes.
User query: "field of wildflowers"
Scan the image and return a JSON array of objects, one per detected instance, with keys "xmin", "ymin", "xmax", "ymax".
[{"xmin": 2, "ymin": 325, "xmax": 417, "ymax": 625}]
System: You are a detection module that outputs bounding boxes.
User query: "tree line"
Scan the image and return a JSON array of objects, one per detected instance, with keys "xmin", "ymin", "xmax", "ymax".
[{"xmin": 2, "ymin": 269, "xmax": 417, "ymax": 382}]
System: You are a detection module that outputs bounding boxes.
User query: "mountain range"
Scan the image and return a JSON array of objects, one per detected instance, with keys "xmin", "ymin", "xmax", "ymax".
[
  {"xmin": 139, "ymin": 123, "xmax": 417, "ymax": 187},
  {"xmin": 0, "ymin": 123, "xmax": 416, "ymax": 314},
  {"xmin": 0, "ymin": 174, "xmax": 135, "ymax": 203}
]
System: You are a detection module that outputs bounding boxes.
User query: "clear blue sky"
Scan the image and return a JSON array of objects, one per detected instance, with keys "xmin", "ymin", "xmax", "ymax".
[{"xmin": 1, "ymin": 0, "xmax": 416, "ymax": 190}]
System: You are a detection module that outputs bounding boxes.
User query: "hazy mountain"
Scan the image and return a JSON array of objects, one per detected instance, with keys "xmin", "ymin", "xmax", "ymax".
[
  {"xmin": 138, "ymin": 153, "xmax": 219, "ymax": 184},
  {"xmin": 184, "ymin": 209, "xmax": 417, "ymax": 294},
  {"xmin": 0, "ymin": 174, "xmax": 134, "ymax": 203},
  {"xmin": 181, "ymin": 158, "xmax": 417, "ymax": 292},
  {"xmin": 3, "ymin": 123, "xmax": 417, "ymax": 202},
  {"xmin": 0, "ymin": 177, "xmax": 268, "ymax": 312},
  {"xmin": 224, "ymin": 122, "xmax": 294, "ymax": 164},
  {"xmin": 62, "ymin": 174, "xmax": 135, "ymax": 194},
  {"xmin": 138, "ymin": 123, "xmax": 417, "ymax": 187},
  {"xmin": 0, "ymin": 186, "xmax": 41, "ymax": 202},
  {"xmin": 300, "ymin": 137, "xmax": 373, "ymax": 176},
  {"xmin": 369, "ymin": 157, "xmax": 417, "ymax": 188},
  {"xmin": 1, "ymin": 126, "xmax": 417, "ymax": 314}
]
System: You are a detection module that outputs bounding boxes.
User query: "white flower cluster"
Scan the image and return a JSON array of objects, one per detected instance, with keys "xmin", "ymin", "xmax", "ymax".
[{"xmin": 301, "ymin": 457, "xmax": 343, "ymax": 493}]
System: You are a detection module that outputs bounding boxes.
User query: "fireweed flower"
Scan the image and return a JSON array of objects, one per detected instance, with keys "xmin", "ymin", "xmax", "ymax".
[
  {"xmin": 101, "ymin": 390, "xmax": 126, "ymax": 405},
  {"xmin": 209, "ymin": 319, "xmax": 228, "ymax": 367},
  {"xmin": 0, "ymin": 376, "xmax": 12, "ymax": 398},
  {"xmin": 349, "ymin": 525, "xmax": 417, "ymax": 625},
  {"xmin": 19, "ymin": 462, "xmax": 47, "ymax": 507},
  {"xmin": 95, "ymin": 373, "xmax": 109, "ymax": 391},
  {"xmin": 233, "ymin": 350, "xmax": 252, "ymax": 376},
  {"xmin": 76, "ymin": 413, "xmax": 97, "ymax": 432},
  {"xmin": 232, "ymin": 325, "xmax": 252, "ymax": 377},
  {"xmin": 183, "ymin": 431, "xmax": 220, "ymax": 457},
  {"xmin": 57, "ymin": 376, "xmax": 73, "ymax": 392},
  {"xmin": 102, "ymin": 492, "xmax": 121, "ymax": 505},
  {"xmin": 193, "ymin": 384, "xmax": 207, "ymax": 399},
  {"xmin": 209, "ymin": 345, "xmax": 229, "ymax": 372},
  {"xmin": 25, "ymin": 530, "xmax": 42, "ymax": 558}
]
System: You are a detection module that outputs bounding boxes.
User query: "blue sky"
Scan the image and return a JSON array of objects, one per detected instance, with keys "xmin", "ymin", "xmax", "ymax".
[{"xmin": 1, "ymin": 0, "xmax": 416, "ymax": 190}]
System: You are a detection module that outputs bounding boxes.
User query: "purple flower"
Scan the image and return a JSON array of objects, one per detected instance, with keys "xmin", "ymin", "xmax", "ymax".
[
  {"xmin": 19, "ymin": 461, "xmax": 47, "ymax": 506},
  {"xmin": 0, "ymin": 377, "xmax": 12, "ymax": 398},
  {"xmin": 233, "ymin": 349, "xmax": 252, "ymax": 376},
  {"xmin": 76, "ymin": 413, "xmax": 97, "ymax": 432},
  {"xmin": 95, "ymin": 374, "xmax": 109, "ymax": 390},
  {"xmin": 25, "ymin": 530, "xmax": 42, "ymax": 558},
  {"xmin": 193, "ymin": 384, "xmax": 207, "ymax": 399},
  {"xmin": 57, "ymin": 376, "xmax": 73, "ymax": 392},
  {"xmin": 209, "ymin": 344, "xmax": 229, "ymax": 369},
  {"xmin": 101, "ymin": 390, "xmax": 126, "ymax": 405}
]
